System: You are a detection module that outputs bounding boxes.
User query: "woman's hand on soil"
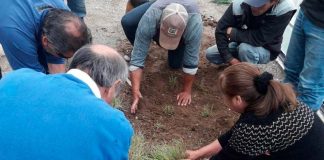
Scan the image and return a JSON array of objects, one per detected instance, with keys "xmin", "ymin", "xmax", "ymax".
[
  {"xmin": 131, "ymin": 91, "xmax": 142, "ymax": 114},
  {"xmin": 177, "ymin": 91, "xmax": 192, "ymax": 106},
  {"xmin": 185, "ymin": 150, "xmax": 200, "ymax": 160}
]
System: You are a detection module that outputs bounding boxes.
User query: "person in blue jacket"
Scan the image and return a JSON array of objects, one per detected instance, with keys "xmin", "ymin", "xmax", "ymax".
[
  {"xmin": 0, "ymin": 0, "xmax": 91, "ymax": 74},
  {"xmin": 0, "ymin": 44, "xmax": 133, "ymax": 160}
]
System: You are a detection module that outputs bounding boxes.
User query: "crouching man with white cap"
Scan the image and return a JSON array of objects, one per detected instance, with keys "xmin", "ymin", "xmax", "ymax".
[{"xmin": 121, "ymin": 0, "xmax": 203, "ymax": 113}]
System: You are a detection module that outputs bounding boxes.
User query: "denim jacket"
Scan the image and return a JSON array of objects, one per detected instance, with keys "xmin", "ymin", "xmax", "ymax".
[{"xmin": 129, "ymin": 7, "xmax": 202, "ymax": 75}]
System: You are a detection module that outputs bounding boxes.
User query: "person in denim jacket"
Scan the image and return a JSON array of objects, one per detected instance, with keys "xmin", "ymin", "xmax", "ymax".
[{"xmin": 121, "ymin": 0, "xmax": 202, "ymax": 113}]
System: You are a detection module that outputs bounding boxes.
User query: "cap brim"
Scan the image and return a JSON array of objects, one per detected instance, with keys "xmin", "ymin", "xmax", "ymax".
[
  {"xmin": 159, "ymin": 30, "xmax": 182, "ymax": 50},
  {"xmin": 244, "ymin": 0, "xmax": 268, "ymax": 7}
]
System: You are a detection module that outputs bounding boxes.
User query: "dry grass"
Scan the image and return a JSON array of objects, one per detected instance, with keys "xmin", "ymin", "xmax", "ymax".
[
  {"xmin": 112, "ymin": 97, "xmax": 125, "ymax": 110},
  {"xmin": 129, "ymin": 132, "xmax": 186, "ymax": 160}
]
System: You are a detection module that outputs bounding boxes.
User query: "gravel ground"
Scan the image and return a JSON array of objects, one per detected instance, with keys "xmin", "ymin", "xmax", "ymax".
[{"xmin": 0, "ymin": 0, "xmax": 283, "ymax": 79}]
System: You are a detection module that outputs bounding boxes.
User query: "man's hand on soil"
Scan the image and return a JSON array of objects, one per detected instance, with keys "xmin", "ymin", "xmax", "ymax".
[
  {"xmin": 131, "ymin": 91, "xmax": 142, "ymax": 114},
  {"xmin": 177, "ymin": 91, "xmax": 192, "ymax": 106}
]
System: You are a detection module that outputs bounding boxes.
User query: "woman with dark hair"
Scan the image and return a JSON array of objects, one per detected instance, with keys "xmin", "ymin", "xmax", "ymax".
[{"xmin": 185, "ymin": 63, "xmax": 324, "ymax": 160}]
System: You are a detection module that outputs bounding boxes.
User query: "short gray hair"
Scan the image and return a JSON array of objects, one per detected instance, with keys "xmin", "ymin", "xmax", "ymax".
[{"xmin": 68, "ymin": 45, "xmax": 128, "ymax": 88}]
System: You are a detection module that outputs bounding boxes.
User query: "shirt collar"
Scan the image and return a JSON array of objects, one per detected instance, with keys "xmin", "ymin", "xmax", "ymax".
[{"xmin": 67, "ymin": 69, "xmax": 101, "ymax": 98}]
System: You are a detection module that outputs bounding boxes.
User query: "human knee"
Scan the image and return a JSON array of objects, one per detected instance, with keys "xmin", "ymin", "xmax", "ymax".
[
  {"xmin": 238, "ymin": 43, "xmax": 259, "ymax": 62},
  {"xmin": 238, "ymin": 43, "xmax": 254, "ymax": 55},
  {"xmin": 205, "ymin": 45, "xmax": 218, "ymax": 60}
]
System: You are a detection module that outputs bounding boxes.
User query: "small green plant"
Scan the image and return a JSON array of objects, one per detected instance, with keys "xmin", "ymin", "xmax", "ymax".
[
  {"xmin": 112, "ymin": 97, "xmax": 123, "ymax": 110},
  {"xmin": 163, "ymin": 105, "xmax": 175, "ymax": 116},
  {"xmin": 168, "ymin": 74, "xmax": 178, "ymax": 89},
  {"xmin": 213, "ymin": 0, "xmax": 232, "ymax": 4},
  {"xmin": 154, "ymin": 121, "xmax": 164, "ymax": 131},
  {"xmin": 201, "ymin": 104, "xmax": 214, "ymax": 118}
]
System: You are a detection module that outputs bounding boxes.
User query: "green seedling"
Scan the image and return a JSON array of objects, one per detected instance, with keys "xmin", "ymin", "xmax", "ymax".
[
  {"xmin": 163, "ymin": 105, "xmax": 175, "ymax": 116},
  {"xmin": 168, "ymin": 74, "xmax": 178, "ymax": 89},
  {"xmin": 201, "ymin": 104, "xmax": 214, "ymax": 118},
  {"xmin": 112, "ymin": 97, "xmax": 123, "ymax": 110},
  {"xmin": 154, "ymin": 121, "xmax": 164, "ymax": 131}
]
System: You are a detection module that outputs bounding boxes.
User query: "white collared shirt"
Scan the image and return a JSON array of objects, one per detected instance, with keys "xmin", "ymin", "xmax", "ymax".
[{"xmin": 67, "ymin": 69, "xmax": 101, "ymax": 98}]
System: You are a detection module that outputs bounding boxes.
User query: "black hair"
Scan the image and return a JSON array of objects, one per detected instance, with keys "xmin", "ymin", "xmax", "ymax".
[{"xmin": 42, "ymin": 9, "xmax": 91, "ymax": 56}]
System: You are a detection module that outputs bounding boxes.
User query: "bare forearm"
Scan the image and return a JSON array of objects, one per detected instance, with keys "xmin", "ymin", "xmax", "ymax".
[
  {"xmin": 182, "ymin": 73, "xmax": 195, "ymax": 92},
  {"xmin": 130, "ymin": 69, "xmax": 143, "ymax": 93},
  {"xmin": 196, "ymin": 139, "xmax": 222, "ymax": 158},
  {"xmin": 130, "ymin": 68, "xmax": 143, "ymax": 113},
  {"xmin": 47, "ymin": 63, "xmax": 66, "ymax": 74}
]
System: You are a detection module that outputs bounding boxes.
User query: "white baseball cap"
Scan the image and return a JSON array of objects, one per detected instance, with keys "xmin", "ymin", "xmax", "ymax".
[{"xmin": 159, "ymin": 3, "xmax": 189, "ymax": 50}]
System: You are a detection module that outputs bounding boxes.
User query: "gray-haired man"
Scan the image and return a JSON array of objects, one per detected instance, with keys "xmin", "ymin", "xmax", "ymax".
[{"xmin": 0, "ymin": 44, "xmax": 133, "ymax": 159}]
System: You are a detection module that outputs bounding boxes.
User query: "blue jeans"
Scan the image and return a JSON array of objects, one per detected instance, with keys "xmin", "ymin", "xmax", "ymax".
[
  {"xmin": 67, "ymin": 0, "xmax": 86, "ymax": 18},
  {"xmin": 206, "ymin": 43, "xmax": 270, "ymax": 64},
  {"xmin": 121, "ymin": 1, "xmax": 185, "ymax": 69},
  {"xmin": 121, "ymin": 1, "xmax": 151, "ymax": 45},
  {"xmin": 284, "ymin": 10, "xmax": 324, "ymax": 111}
]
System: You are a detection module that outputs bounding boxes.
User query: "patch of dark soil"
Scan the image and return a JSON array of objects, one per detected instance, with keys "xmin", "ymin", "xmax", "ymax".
[{"xmin": 117, "ymin": 25, "xmax": 239, "ymax": 148}]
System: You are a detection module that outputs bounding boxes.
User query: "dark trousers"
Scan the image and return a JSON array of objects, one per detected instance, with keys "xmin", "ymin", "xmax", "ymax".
[
  {"xmin": 129, "ymin": 0, "xmax": 149, "ymax": 8},
  {"xmin": 121, "ymin": 1, "xmax": 185, "ymax": 69}
]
